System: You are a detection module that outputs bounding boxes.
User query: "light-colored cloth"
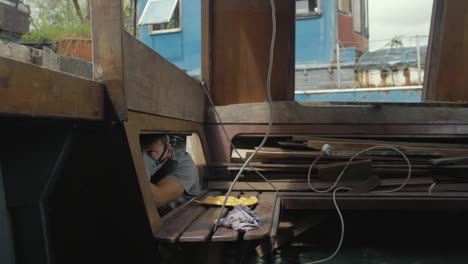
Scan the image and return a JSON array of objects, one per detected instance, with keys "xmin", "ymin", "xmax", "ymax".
[{"xmin": 218, "ymin": 205, "xmax": 263, "ymax": 231}]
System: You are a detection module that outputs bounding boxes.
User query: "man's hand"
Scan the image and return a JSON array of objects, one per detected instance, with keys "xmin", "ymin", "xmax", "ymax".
[{"xmin": 149, "ymin": 177, "xmax": 184, "ymax": 208}]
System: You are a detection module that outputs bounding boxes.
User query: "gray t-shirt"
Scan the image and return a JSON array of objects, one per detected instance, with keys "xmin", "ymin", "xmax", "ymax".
[{"xmin": 150, "ymin": 149, "xmax": 200, "ymax": 215}]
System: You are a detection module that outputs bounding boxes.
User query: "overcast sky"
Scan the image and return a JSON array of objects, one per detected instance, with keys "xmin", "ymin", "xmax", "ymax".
[{"xmin": 369, "ymin": 0, "xmax": 433, "ymax": 51}]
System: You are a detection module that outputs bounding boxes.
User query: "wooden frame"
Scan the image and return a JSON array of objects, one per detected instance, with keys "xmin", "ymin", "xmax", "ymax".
[{"xmin": 124, "ymin": 111, "xmax": 210, "ymax": 234}]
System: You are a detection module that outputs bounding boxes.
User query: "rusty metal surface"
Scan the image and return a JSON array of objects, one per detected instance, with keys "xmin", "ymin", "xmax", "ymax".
[{"xmin": 0, "ymin": 56, "xmax": 105, "ymax": 120}]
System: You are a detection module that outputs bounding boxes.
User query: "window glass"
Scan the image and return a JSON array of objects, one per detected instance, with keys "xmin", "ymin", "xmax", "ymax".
[
  {"xmin": 296, "ymin": 0, "xmax": 322, "ymax": 18},
  {"xmin": 353, "ymin": 0, "xmax": 362, "ymax": 33},
  {"xmin": 338, "ymin": 0, "xmax": 352, "ymax": 14}
]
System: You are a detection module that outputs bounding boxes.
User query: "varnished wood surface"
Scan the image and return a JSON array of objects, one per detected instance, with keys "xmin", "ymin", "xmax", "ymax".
[
  {"xmin": 244, "ymin": 192, "xmax": 277, "ymax": 240},
  {"xmin": 122, "ymin": 33, "xmax": 206, "ymax": 123},
  {"xmin": 90, "ymin": 0, "xmax": 127, "ymax": 120},
  {"xmin": 210, "ymin": 0, "xmax": 295, "ymax": 106},
  {"xmin": 0, "ymin": 56, "xmax": 104, "ymax": 120},
  {"xmin": 423, "ymin": 0, "xmax": 468, "ymax": 101}
]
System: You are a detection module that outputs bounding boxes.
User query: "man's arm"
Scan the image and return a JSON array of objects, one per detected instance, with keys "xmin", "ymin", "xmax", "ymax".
[{"xmin": 149, "ymin": 177, "xmax": 184, "ymax": 208}]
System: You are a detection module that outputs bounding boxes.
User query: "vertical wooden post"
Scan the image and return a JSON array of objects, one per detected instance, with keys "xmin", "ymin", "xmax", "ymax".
[
  {"xmin": 208, "ymin": 0, "xmax": 295, "ymax": 106},
  {"xmin": 201, "ymin": 0, "xmax": 213, "ymax": 93},
  {"xmin": 91, "ymin": 0, "xmax": 127, "ymax": 120},
  {"xmin": 423, "ymin": 0, "xmax": 468, "ymax": 102}
]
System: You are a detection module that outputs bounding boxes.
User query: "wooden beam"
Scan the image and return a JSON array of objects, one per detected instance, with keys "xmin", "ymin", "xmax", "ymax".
[
  {"xmin": 423, "ymin": 0, "xmax": 468, "ymax": 102},
  {"xmin": 206, "ymin": 101, "xmax": 468, "ymax": 124},
  {"xmin": 201, "ymin": 0, "xmax": 213, "ymax": 91},
  {"xmin": 122, "ymin": 32, "xmax": 206, "ymax": 122},
  {"xmin": 90, "ymin": 0, "xmax": 127, "ymax": 120},
  {"xmin": 0, "ymin": 56, "xmax": 104, "ymax": 120},
  {"xmin": 210, "ymin": 0, "xmax": 295, "ymax": 106}
]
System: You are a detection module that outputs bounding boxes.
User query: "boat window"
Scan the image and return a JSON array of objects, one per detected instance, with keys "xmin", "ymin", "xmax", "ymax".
[
  {"xmin": 296, "ymin": 0, "xmax": 323, "ymax": 18},
  {"xmin": 338, "ymin": 0, "xmax": 352, "ymax": 15},
  {"xmin": 138, "ymin": 0, "xmax": 182, "ymax": 34}
]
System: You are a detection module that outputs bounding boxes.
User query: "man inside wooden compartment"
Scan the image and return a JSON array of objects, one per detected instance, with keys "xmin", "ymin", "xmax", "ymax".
[{"xmin": 140, "ymin": 134, "xmax": 200, "ymax": 215}]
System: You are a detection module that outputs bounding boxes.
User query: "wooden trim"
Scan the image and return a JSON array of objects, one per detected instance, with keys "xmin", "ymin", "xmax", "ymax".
[
  {"xmin": 0, "ymin": 56, "xmax": 105, "ymax": 120},
  {"xmin": 122, "ymin": 32, "xmax": 206, "ymax": 122},
  {"xmin": 206, "ymin": 101, "xmax": 468, "ymax": 124},
  {"xmin": 90, "ymin": 0, "xmax": 127, "ymax": 120},
  {"xmin": 422, "ymin": 0, "xmax": 446, "ymax": 101},
  {"xmin": 201, "ymin": 0, "xmax": 213, "ymax": 92}
]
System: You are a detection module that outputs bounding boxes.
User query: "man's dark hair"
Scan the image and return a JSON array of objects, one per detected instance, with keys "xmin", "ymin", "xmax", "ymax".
[{"xmin": 140, "ymin": 134, "xmax": 170, "ymax": 148}]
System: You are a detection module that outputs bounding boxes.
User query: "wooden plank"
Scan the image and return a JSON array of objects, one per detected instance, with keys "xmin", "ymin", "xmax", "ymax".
[
  {"xmin": 423, "ymin": 0, "xmax": 445, "ymax": 101},
  {"xmin": 201, "ymin": 0, "xmax": 213, "ymax": 89},
  {"xmin": 206, "ymin": 101, "xmax": 468, "ymax": 125},
  {"xmin": 156, "ymin": 205, "xmax": 207, "ymax": 243},
  {"xmin": 211, "ymin": 191, "xmax": 242, "ymax": 242},
  {"xmin": 317, "ymin": 160, "xmax": 372, "ymax": 181},
  {"xmin": 244, "ymin": 192, "xmax": 277, "ymax": 240},
  {"xmin": 306, "ymin": 137, "xmax": 468, "ymax": 157},
  {"xmin": 0, "ymin": 56, "xmax": 104, "ymax": 120},
  {"xmin": 423, "ymin": 0, "xmax": 468, "ymax": 102},
  {"xmin": 156, "ymin": 191, "xmax": 221, "ymax": 243},
  {"xmin": 210, "ymin": 0, "xmax": 295, "ymax": 106},
  {"xmin": 256, "ymin": 214, "xmax": 325, "ymax": 257},
  {"xmin": 90, "ymin": 0, "xmax": 127, "ymax": 120},
  {"xmin": 160, "ymin": 190, "xmax": 210, "ymax": 224},
  {"xmin": 122, "ymin": 32, "xmax": 205, "ymax": 122},
  {"xmin": 208, "ymin": 177, "xmax": 434, "ymax": 191},
  {"xmin": 429, "ymin": 156, "xmax": 468, "ymax": 166},
  {"xmin": 351, "ymin": 175, "xmax": 381, "ymax": 193},
  {"xmin": 281, "ymin": 193, "xmax": 468, "ymax": 211}
]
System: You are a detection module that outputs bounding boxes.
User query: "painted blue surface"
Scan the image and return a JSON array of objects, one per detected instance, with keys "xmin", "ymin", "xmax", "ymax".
[
  {"xmin": 138, "ymin": 0, "xmax": 201, "ymax": 76},
  {"xmin": 296, "ymin": 89, "xmax": 422, "ymax": 102},
  {"xmin": 138, "ymin": 0, "xmax": 340, "ymax": 76},
  {"xmin": 295, "ymin": 0, "xmax": 337, "ymax": 65}
]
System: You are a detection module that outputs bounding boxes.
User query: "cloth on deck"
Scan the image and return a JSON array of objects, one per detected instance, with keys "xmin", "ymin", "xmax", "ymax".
[{"xmin": 217, "ymin": 205, "xmax": 263, "ymax": 231}]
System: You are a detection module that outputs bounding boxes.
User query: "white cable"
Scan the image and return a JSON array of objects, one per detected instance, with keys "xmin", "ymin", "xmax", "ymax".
[
  {"xmin": 307, "ymin": 146, "xmax": 412, "ymax": 193},
  {"xmin": 200, "ymin": 81, "xmax": 279, "ymax": 196},
  {"xmin": 214, "ymin": 0, "xmax": 277, "ymax": 229},
  {"xmin": 305, "ymin": 187, "xmax": 351, "ymax": 264},
  {"xmin": 305, "ymin": 145, "xmax": 413, "ymax": 263}
]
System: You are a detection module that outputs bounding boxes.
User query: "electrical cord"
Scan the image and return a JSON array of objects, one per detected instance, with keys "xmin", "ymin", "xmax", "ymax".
[
  {"xmin": 305, "ymin": 145, "xmax": 413, "ymax": 263},
  {"xmin": 214, "ymin": 0, "xmax": 277, "ymax": 229},
  {"xmin": 200, "ymin": 81, "xmax": 279, "ymax": 196}
]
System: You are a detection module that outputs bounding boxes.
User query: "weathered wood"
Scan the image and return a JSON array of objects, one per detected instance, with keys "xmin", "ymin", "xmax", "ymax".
[
  {"xmin": 423, "ymin": 0, "xmax": 468, "ymax": 102},
  {"xmin": 281, "ymin": 192, "xmax": 468, "ymax": 211},
  {"xmin": 351, "ymin": 175, "xmax": 381, "ymax": 193},
  {"xmin": 429, "ymin": 156, "xmax": 468, "ymax": 166},
  {"xmin": 318, "ymin": 160, "xmax": 372, "ymax": 181},
  {"xmin": 179, "ymin": 191, "xmax": 245, "ymax": 242},
  {"xmin": 244, "ymin": 192, "xmax": 277, "ymax": 240},
  {"xmin": 211, "ymin": 191, "xmax": 242, "ymax": 242},
  {"xmin": 256, "ymin": 214, "xmax": 325, "ymax": 257},
  {"xmin": 422, "ymin": 0, "xmax": 445, "ymax": 101},
  {"xmin": 306, "ymin": 137, "xmax": 468, "ymax": 158},
  {"xmin": 201, "ymin": 0, "xmax": 213, "ymax": 90},
  {"xmin": 90, "ymin": 0, "xmax": 127, "ymax": 120},
  {"xmin": 124, "ymin": 111, "xmax": 208, "ymax": 235},
  {"xmin": 0, "ymin": 56, "xmax": 104, "ymax": 120},
  {"xmin": 210, "ymin": 0, "xmax": 295, "ymax": 106},
  {"xmin": 208, "ymin": 177, "xmax": 434, "ymax": 191},
  {"xmin": 161, "ymin": 190, "xmax": 210, "ymax": 224},
  {"xmin": 122, "ymin": 32, "xmax": 206, "ymax": 123},
  {"xmin": 206, "ymin": 101, "xmax": 468, "ymax": 124},
  {"xmin": 156, "ymin": 205, "xmax": 207, "ymax": 243}
]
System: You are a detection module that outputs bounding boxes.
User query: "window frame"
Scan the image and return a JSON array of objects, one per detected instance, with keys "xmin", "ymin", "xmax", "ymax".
[
  {"xmin": 148, "ymin": 0, "xmax": 183, "ymax": 35},
  {"xmin": 296, "ymin": 0, "xmax": 323, "ymax": 19}
]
